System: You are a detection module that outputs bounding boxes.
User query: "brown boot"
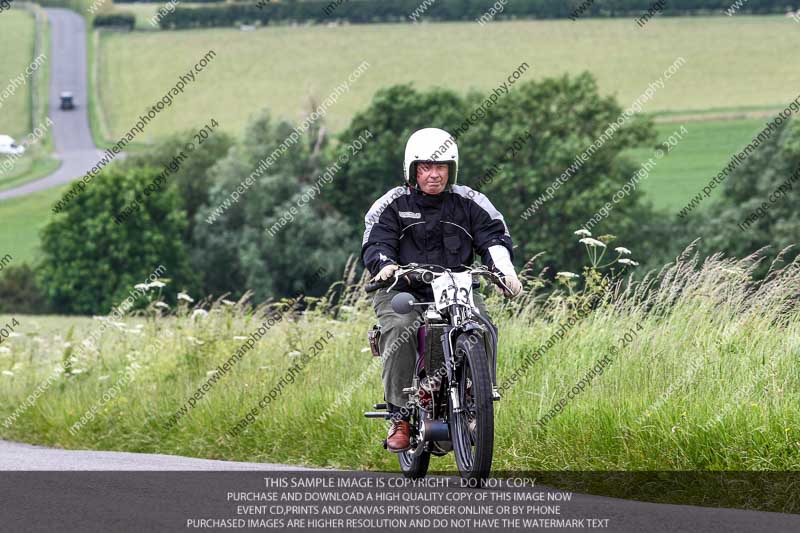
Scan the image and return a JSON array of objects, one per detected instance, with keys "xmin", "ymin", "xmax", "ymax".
[{"xmin": 386, "ymin": 419, "xmax": 411, "ymax": 453}]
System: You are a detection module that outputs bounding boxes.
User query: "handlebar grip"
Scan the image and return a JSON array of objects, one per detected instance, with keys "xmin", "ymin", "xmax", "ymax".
[{"xmin": 365, "ymin": 280, "xmax": 390, "ymax": 293}]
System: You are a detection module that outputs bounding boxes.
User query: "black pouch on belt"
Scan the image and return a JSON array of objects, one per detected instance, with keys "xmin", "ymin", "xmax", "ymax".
[{"xmin": 367, "ymin": 324, "xmax": 381, "ymax": 357}]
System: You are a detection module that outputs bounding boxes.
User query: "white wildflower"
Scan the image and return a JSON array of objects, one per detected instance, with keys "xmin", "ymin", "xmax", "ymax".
[
  {"xmin": 191, "ymin": 309, "xmax": 209, "ymax": 320},
  {"xmin": 2, "ymin": 370, "xmax": 13, "ymax": 377},
  {"xmin": 221, "ymin": 299, "xmax": 235, "ymax": 306},
  {"xmin": 149, "ymin": 281, "xmax": 166, "ymax": 289},
  {"xmin": 615, "ymin": 247, "xmax": 632, "ymax": 255},
  {"xmin": 98, "ymin": 375, "xmax": 110, "ymax": 381},
  {"xmin": 233, "ymin": 336, "xmax": 249, "ymax": 341},
  {"xmin": 360, "ymin": 347, "xmax": 371, "ymax": 353},
  {"xmin": 288, "ymin": 351, "xmax": 302, "ymax": 357},
  {"xmin": 574, "ymin": 229, "xmax": 592, "ymax": 237},
  {"xmin": 134, "ymin": 283, "xmax": 149, "ymax": 291},
  {"xmin": 177, "ymin": 292, "xmax": 194, "ymax": 303},
  {"xmin": 154, "ymin": 301, "xmax": 169, "ymax": 309},
  {"xmin": 0, "ymin": 347, "xmax": 11, "ymax": 354},
  {"xmin": 8, "ymin": 332, "xmax": 21, "ymax": 338},
  {"xmin": 206, "ymin": 369, "xmax": 219, "ymax": 376},
  {"xmin": 71, "ymin": 369, "xmax": 85, "ymax": 375},
  {"xmin": 579, "ymin": 237, "xmax": 606, "ymax": 248},
  {"xmin": 618, "ymin": 258, "xmax": 640, "ymax": 266},
  {"xmin": 556, "ymin": 271, "xmax": 579, "ymax": 279}
]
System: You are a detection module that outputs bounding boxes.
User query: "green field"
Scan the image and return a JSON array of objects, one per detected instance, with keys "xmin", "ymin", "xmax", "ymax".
[
  {"xmin": 627, "ymin": 118, "xmax": 766, "ymax": 210},
  {"xmin": 0, "ymin": 185, "xmax": 67, "ymax": 264},
  {"xmin": 0, "ymin": 9, "xmax": 36, "ymax": 139},
  {"xmin": 1, "ymin": 250, "xmax": 798, "ymax": 510},
  {"xmin": 96, "ymin": 16, "xmax": 800, "ymax": 141}
]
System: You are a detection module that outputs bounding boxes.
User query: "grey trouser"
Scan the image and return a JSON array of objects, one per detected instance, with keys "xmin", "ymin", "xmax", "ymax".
[{"xmin": 372, "ymin": 289, "xmax": 495, "ymax": 408}]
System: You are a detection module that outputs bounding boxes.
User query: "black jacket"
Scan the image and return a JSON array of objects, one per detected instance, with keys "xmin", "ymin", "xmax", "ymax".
[{"xmin": 361, "ymin": 184, "xmax": 514, "ymax": 298}]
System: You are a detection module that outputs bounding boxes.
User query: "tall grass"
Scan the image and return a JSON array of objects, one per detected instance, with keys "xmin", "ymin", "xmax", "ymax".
[{"xmin": 0, "ymin": 245, "xmax": 798, "ymax": 505}]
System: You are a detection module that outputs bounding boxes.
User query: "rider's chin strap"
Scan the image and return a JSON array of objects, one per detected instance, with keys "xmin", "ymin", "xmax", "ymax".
[{"xmin": 488, "ymin": 245, "xmax": 515, "ymax": 279}]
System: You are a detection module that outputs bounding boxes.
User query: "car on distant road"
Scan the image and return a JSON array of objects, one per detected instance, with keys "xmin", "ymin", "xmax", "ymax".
[
  {"xmin": 60, "ymin": 91, "xmax": 75, "ymax": 110},
  {"xmin": 0, "ymin": 135, "xmax": 25, "ymax": 155}
]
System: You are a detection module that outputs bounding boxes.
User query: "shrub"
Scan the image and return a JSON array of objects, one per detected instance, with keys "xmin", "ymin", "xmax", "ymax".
[
  {"xmin": 0, "ymin": 265, "xmax": 50, "ymax": 315},
  {"xmin": 93, "ymin": 11, "xmax": 136, "ymax": 30}
]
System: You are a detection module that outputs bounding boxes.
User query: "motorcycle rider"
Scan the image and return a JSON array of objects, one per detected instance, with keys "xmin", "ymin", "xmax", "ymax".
[{"xmin": 361, "ymin": 127, "xmax": 522, "ymax": 453}]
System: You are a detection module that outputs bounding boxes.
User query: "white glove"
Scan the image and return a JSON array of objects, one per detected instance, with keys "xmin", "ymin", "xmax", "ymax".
[
  {"xmin": 497, "ymin": 273, "xmax": 523, "ymax": 298},
  {"xmin": 373, "ymin": 263, "xmax": 398, "ymax": 282},
  {"xmin": 488, "ymin": 245, "xmax": 522, "ymax": 299}
]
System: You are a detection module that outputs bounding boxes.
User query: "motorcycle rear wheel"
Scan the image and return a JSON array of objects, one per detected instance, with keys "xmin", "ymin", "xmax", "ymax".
[{"xmin": 398, "ymin": 412, "xmax": 431, "ymax": 479}]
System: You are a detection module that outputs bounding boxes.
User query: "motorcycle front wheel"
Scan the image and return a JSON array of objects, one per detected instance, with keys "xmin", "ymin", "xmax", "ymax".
[{"xmin": 449, "ymin": 331, "xmax": 494, "ymax": 483}]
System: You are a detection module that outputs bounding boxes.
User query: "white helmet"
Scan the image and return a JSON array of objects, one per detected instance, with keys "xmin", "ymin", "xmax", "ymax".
[{"xmin": 404, "ymin": 128, "xmax": 458, "ymax": 185}]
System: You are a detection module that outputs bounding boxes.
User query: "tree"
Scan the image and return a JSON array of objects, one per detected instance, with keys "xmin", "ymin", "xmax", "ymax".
[
  {"xmin": 39, "ymin": 166, "xmax": 196, "ymax": 314},
  {"xmin": 120, "ymin": 129, "xmax": 233, "ymax": 243},
  {"xmin": 330, "ymin": 75, "xmax": 662, "ymax": 276},
  {"xmin": 193, "ymin": 110, "xmax": 353, "ymax": 302},
  {"xmin": 689, "ymin": 118, "xmax": 800, "ymax": 272}
]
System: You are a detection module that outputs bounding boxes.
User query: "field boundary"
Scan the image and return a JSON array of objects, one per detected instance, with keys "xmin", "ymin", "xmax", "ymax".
[{"xmin": 653, "ymin": 108, "xmax": 785, "ymax": 123}]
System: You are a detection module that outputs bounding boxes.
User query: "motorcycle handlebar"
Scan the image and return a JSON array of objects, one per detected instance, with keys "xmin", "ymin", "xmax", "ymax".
[{"xmin": 364, "ymin": 264, "xmax": 506, "ymax": 294}]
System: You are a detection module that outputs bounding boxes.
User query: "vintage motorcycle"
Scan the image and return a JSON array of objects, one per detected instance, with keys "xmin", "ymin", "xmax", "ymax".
[{"xmin": 364, "ymin": 263, "xmax": 508, "ymax": 482}]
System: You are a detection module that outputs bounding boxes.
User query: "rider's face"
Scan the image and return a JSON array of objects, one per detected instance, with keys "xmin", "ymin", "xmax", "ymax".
[{"xmin": 415, "ymin": 162, "xmax": 449, "ymax": 195}]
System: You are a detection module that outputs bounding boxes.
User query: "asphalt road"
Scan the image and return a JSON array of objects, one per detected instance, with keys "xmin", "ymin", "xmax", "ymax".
[
  {"xmin": 0, "ymin": 8, "xmax": 103, "ymax": 202},
  {"xmin": 1, "ymin": 440, "xmax": 799, "ymax": 532}
]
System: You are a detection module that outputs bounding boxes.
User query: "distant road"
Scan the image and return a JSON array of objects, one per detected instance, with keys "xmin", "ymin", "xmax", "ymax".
[
  {"xmin": 1, "ymin": 440, "xmax": 799, "ymax": 532},
  {"xmin": 0, "ymin": 8, "xmax": 103, "ymax": 202}
]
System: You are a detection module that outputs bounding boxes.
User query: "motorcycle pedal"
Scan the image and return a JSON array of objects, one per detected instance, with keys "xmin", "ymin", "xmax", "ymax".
[{"xmin": 382, "ymin": 439, "xmax": 388, "ymax": 450}]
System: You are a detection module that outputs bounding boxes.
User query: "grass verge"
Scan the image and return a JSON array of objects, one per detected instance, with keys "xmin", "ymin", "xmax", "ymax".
[
  {"xmin": 0, "ymin": 184, "xmax": 68, "ymax": 264},
  {"xmin": 0, "ymin": 245, "xmax": 798, "ymax": 511}
]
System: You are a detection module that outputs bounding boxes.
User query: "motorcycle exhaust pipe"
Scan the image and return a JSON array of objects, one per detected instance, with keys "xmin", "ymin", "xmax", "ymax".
[{"xmin": 420, "ymin": 419, "xmax": 450, "ymax": 442}]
